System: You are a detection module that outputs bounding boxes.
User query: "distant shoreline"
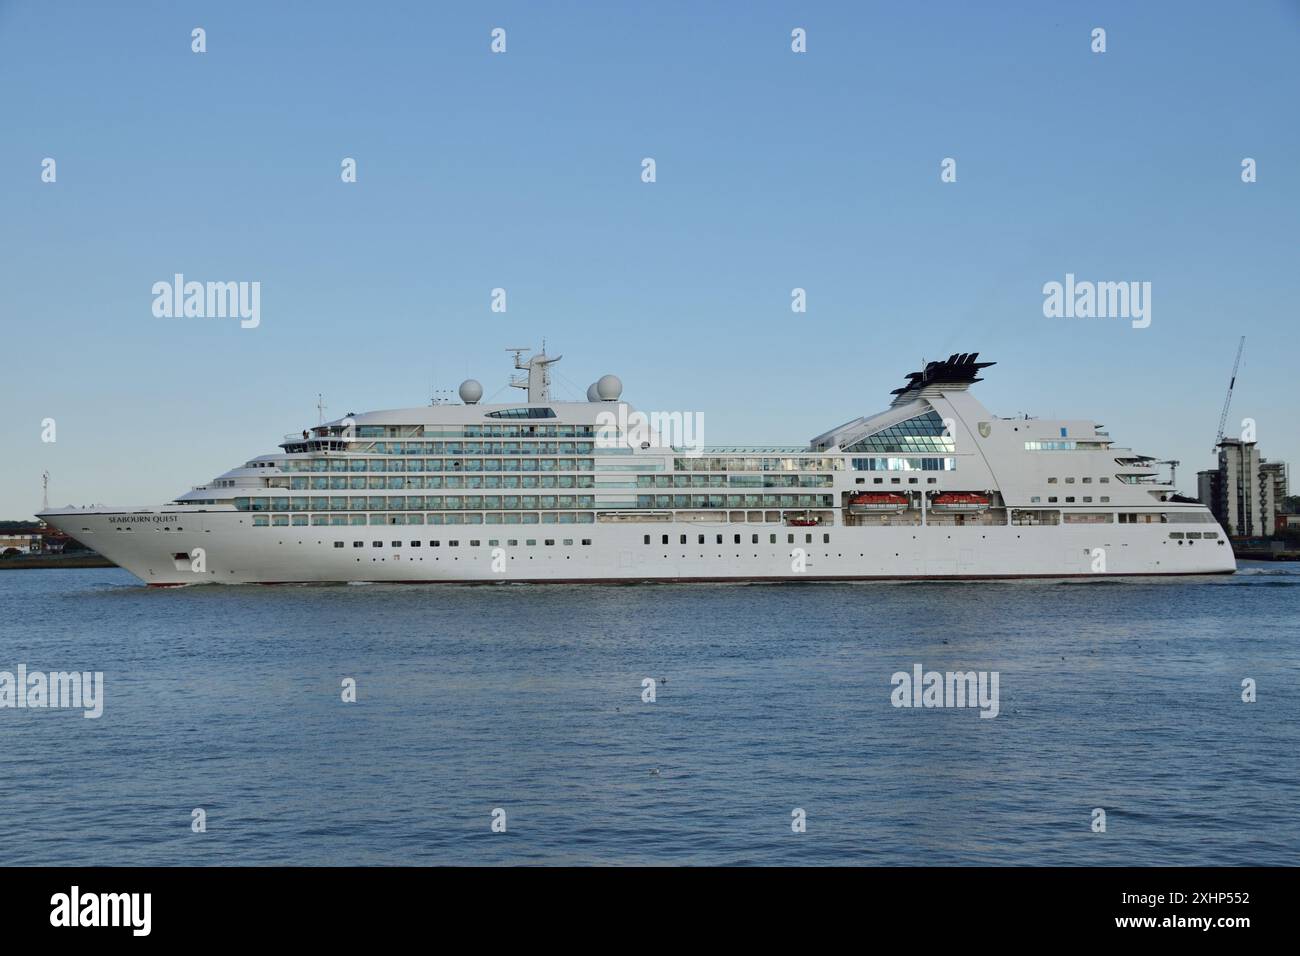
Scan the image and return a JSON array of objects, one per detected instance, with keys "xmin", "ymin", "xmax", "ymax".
[{"xmin": 0, "ymin": 554, "xmax": 117, "ymax": 570}]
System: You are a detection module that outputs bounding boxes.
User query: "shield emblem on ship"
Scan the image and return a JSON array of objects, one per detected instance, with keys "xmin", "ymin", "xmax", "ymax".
[{"xmin": 978, "ymin": 422, "xmax": 991, "ymax": 438}]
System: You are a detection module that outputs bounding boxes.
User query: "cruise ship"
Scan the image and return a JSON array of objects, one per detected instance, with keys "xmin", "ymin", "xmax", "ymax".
[{"xmin": 38, "ymin": 350, "xmax": 1235, "ymax": 585}]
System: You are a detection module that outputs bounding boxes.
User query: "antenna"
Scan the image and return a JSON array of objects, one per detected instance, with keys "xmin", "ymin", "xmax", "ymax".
[
  {"xmin": 504, "ymin": 346, "xmax": 561, "ymax": 401},
  {"xmin": 1157, "ymin": 459, "xmax": 1180, "ymax": 487},
  {"xmin": 42, "ymin": 470, "xmax": 49, "ymax": 511},
  {"xmin": 1214, "ymin": 336, "xmax": 1246, "ymax": 451},
  {"xmin": 316, "ymin": 393, "xmax": 327, "ymax": 426}
]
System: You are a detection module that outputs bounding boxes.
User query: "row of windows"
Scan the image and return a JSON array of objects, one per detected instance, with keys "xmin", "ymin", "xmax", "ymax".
[
  {"xmin": 368, "ymin": 442, "xmax": 596, "ymax": 455},
  {"xmin": 637, "ymin": 474, "xmax": 833, "ymax": 489},
  {"xmin": 645, "ymin": 532, "xmax": 832, "ymax": 546},
  {"xmin": 284, "ymin": 457, "xmax": 599, "ymax": 473},
  {"xmin": 251, "ymin": 512, "xmax": 600, "ymax": 527},
  {"xmin": 286, "ymin": 475, "xmax": 598, "ymax": 491},
  {"xmin": 355, "ymin": 422, "xmax": 592, "ymax": 438},
  {"xmin": 332, "ymin": 536, "xmax": 593, "ymax": 549},
  {"xmin": 673, "ymin": 457, "xmax": 844, "ymax": 472},
  {"xmin": 856, "ymin": 476, "xmax": 937, "ymax": 485},
  {"xmin": 481, "ymin": 407, "xmax": 559, "ymax": 420},
  {"xmin": 851, "ymin": 457, "xmax": 956, "ymax": 472},
  {"xmin": 1169, "ymin": 531, "xmax": 1219, "ymax": 539},
  {"xmin": 1031, "ymin": 495, "xmax": 1112, "ymax": 504},
  {"xmin": 238, "ymin": 495, "xmax": 598, "ymax": 512},
  {"xmin": 1046, "ymin": 477, "xmax": 1110, "ymax": 484},
  {"xmin": 1025, "ymin": 440, "xmax": 1077, "ymax": 451},
  {"xmin": 273, "ymin": 454, "xmax": 855, "ymax": 476},
  {"xmin": 635, "ymin": 495, "xmax": 835, "ymax": 509},
  {"xmin": 1024, "ymin": 441, "xmax": 1109, "ymax": 451}
]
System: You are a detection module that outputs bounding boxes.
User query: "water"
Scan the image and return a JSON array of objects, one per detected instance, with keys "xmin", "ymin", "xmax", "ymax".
[{"xmin": 1, "ymin": 565, "xmax": 1296, "ymax": 865}]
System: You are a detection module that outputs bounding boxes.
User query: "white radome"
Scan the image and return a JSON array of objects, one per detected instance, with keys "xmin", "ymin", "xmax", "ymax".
[
  {"xmin": 459, "ymin": 379, "xmax": 483, "ymax": 404},
  {"xmin": 596, "ymin": 374, "xmax": 622, "ymax": 401}
]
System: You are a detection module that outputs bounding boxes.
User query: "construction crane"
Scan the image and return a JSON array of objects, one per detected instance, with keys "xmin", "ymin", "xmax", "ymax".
[{"xmin": 1213, "ymin": 336, "xmax": 1246, "ymax": 451}]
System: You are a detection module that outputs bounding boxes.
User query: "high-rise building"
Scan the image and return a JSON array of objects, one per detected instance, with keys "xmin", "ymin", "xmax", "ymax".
[
  {"xmin": 1260, "ymin": 460, "xmax": 1288, "ymax": 511},
  {"xmin": 1199, "ymin": 440, "xmax": 1283, "ymax": 536}
]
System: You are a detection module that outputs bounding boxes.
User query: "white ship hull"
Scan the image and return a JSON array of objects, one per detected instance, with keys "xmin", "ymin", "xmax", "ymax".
[
  {"xmin": 40, "ymin": 509, "xmax": 1235, "ymax": 586},
  {"xmin": 38, "ymin": 352, "xmax": 1237, "ymax": 586}
]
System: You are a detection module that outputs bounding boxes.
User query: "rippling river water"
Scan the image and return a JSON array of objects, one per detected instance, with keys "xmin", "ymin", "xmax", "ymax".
[{"xmin": 1, "ymin": 566, "xmax": 1296, "ymax": 865}]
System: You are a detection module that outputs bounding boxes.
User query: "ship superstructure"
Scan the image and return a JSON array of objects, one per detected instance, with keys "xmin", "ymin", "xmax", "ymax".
[{"xmin": 38, "ymin": 351, "xmax": 1235, "ymax": 584}]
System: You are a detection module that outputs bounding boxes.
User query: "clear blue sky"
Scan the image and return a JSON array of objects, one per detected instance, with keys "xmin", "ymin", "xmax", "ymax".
[{"xmin": 3, "ymin": 0, "xmax": 1297, "ymax": 516}]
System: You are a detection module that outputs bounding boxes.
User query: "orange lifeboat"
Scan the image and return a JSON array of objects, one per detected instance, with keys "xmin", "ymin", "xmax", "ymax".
[
  {"xmin": 848, "ymin": 493, "xmax": 910, "ymax": 514},
  {"xmin": 930, "ymin": 492, "xmax": 990, "ymax": 513}
]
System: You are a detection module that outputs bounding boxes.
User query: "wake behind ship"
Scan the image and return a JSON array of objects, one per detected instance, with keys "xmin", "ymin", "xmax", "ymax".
[{"xmin": 39, "ymin": 351, "xmax": 1235, "ymax": 585}]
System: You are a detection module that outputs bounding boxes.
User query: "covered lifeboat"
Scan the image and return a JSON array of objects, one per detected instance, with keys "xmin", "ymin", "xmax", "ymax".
[
  {"xmin": 930, "ymin": 492, "xmax": 990, "ymax": 513},
  {"xmin": 848, "ymin": 492, "xmax": 910, "ymax": 514}
]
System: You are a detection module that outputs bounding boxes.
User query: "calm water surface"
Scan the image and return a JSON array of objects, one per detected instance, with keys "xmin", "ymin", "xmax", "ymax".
[{"xmin": 1, "ymin": 565, "xmax": 1296, "ymax": 865}]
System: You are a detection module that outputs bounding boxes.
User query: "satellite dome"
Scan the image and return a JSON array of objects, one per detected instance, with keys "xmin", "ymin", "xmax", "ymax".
[
  {"xmin": 586, "ymin": 383, "xmax": 601, "ymax": 402},
  {"xmin": 458, "ymin": 379, "xmax": 483, "ymax": 404},
  {"xmin": 595, "ymin": 374, "xmax": 622, "ymax": 401}
]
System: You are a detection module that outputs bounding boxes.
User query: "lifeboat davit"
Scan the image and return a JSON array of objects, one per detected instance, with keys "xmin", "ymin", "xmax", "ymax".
[
  {"xmin": 930, "ymin": 492, "xmax": 990, "ymax": 513},
  {"xmin": 848, "ymin": 493, "xmax": 910, "ymax": 514}
]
